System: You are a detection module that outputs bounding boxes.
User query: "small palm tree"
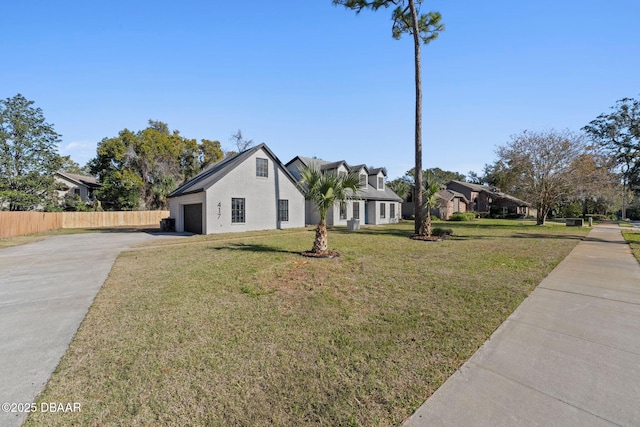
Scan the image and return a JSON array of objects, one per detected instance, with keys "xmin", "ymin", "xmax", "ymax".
[
  {"xmin": 419, "ymin": 179, "xmax": 441, "ymax": 237},
  {"xmin": 298, "ymin": 164, "xmax": 361, "ymax": 254},
  {"xmin": 387, "ymin": 179, "xmax": 411, "ymax": 201}
]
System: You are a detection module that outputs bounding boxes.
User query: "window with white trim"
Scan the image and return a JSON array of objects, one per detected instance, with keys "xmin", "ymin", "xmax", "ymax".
[
  {"xmin": 256, "ymin": 158, "xmax": 268, "ymax": 177},
  {"xmin": 339, "ymin": 202, "xmax": 347, "ymax": 220},
  {"xmin": 352, "ymin": 201, "xmax": 360, "ymax": 220},
  {"xmin": 390, "ymin": 203, "xmax": 395, "ymax": 219},
  {"xmin": 231, "ymin": 198, "xmax": 245, "ymax": 223},
  {"xmin": 378, "ymin": 176, "xmax": 384, "ymax": 189},
  {"xmin": 359, "ymin": 174, "xmax": 367, "ymax": 187},
  {"xmin": 380, "ymin": 203, "xmax": 386, "ymax": 218}
]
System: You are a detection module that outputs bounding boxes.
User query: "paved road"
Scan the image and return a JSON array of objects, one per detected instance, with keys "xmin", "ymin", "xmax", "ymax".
[
  {"xmin": 0, "ymin": 232, "xmax": 187, "ymax": 427},
  {"xmin": 404, "ymin": 225, "xmax": 640, "ymax": 426}
]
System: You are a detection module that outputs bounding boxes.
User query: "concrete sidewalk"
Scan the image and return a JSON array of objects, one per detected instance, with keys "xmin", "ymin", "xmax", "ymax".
[
  {"xmin": 404, "ymin": 225, "xmax": 640, "ymax": 427},
  {"xmin": 0, "ymin": 232, "xmax": 187, "ymax": 427}
]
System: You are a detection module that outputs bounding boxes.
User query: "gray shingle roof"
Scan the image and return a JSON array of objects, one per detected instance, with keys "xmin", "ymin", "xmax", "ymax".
[
  {"xmin": 55, "ymin": 172, "xmax": 100, "ymax": 188},
  {"xmin": 436, "ymin": 189, "xmax": 470, "ymax": 204},
  {"xmin": 367, "ymin": 167, "xmax": 387, "ymax": 176},
  {"xmin": 355, "ymin": 184, "xmax": 402, "ymax": 202},
  {"xmin": 447, "ymin": 180, "xmax": 531, "ymax": 207},
  {"xmin": 287, "ymin": 155, "xmax": 401, "ymax": 202}
]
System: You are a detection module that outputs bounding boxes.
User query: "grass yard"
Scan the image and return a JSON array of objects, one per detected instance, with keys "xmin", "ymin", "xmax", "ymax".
[
  {"xmin": 25, "ymin": 220, "xmax": 588, "ymax": 427},
  {"xmin": 622, "ymin": 228, "xmax": 640, "ymax": 262}
]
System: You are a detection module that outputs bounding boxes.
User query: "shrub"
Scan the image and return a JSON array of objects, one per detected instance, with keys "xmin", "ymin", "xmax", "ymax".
[
  {"xmin": 449, "ymin": 212, "xmax": 476, "ymax": 221},
  {"xmin": 432, "ymin": 227, "xmax": 453, "ymax": 237},
  {"xmin": 627, "ymin": 207, "xmax": 640, "ymax": 220},
  {"xmin": 558, "ymin": 201, "xmax": 582, "ymax": 218}
]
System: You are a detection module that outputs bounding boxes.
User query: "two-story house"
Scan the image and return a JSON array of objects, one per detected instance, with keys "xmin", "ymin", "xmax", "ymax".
[
  {"xmin": 168, "ymin": 144, "xmax": 305, "ymax": 234},
  {"xmin": 285, "ymin": 156, "xmax": 403, "ymax": 226},
  {"xmin": 54, "ymin": 172, "xmax": 100, "ymax": 203}
]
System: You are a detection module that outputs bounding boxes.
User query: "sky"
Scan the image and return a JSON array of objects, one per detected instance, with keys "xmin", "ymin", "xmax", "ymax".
[{"xmin": 2, "ymin": 0, "xmax": 639, "ymax": 180}]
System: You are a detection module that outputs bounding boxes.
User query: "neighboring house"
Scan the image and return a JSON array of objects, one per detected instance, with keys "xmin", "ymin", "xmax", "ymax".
[
  {"xmin": 401, "ymin": 187, "xmax": 471, "ymax": 220},
  {"xmin": 434, "ymin": 188, "xmax": 470, "ymax": 220},
  {"xmin": 54, "ymin": 172, "xmax": 100, "ymax": 202},
  {"xmin": 285, "ymin": 156, "xmax": 403, "ymax": 226},
  {"xmin": 168, "ymin": 143, "xmax": 305, "ymax": 234},
  {"xmin": 445, "ymin": 180, "xmax": 535, "ymax": 218}
]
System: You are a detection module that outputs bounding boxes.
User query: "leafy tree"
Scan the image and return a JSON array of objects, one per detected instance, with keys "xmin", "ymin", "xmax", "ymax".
[
  {"xmin": 466, "ymin": 170, "xmax": 481, "ymax": 184},
  {"xmin": 89, "ymin": 121, "xmax": 203, "ymax": 210},
  {"xmin": 199, "ymin": 139, "xmax": 224, "ymax": 168},
  {"xmin": 425, "ymin": 167, "xmax": 464, "ymax": 185},
  {"xmin": 583, "ymin": 97, "xmax": 640, "ymax": 217},
  {"xmin": 148, "ymin": 119, "xmax": 170, "ymax": 135},
  {"xmin": 0, "ymin": 94, "xmax": 62, "ymax": 211},
  {"xmin": 482, "ymin": 159, "xmax": 521, "ymax": 194},
  {"xmin": 59, "ymin": 155, "xmax": 91, "ymax": 175},
  {"xmin": 404, "ymin": 167, "xmax": 465, "ymax": 186},
  {"xmin": 570, "ymin": 151, "xmax": 620, "ymax": 217},
  {"xmin": 62, "ymin": 193, "xmax": 94, "ymax": 212},
  {"xmin": 333, "ymin": 0, "xmax": 444, "ymax": 235},
  {"xmin": 495, "ymin": 129, "xmax": 585, "ymax": 225},
  {"xmin": 297, "ymin": 163, "xmax": 361, "ymax": 254}
]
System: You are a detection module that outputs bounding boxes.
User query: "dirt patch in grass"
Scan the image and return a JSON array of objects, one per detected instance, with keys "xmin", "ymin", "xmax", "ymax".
[
  {"xmin": 409, "ymin": 234, "xmax": 444, "ymax": 242},
  {"xmin": 25, "ymin": 220, "xmax": 588, "ymax": 427},
  {"xmin": 301, "ymin": 250, "xmax": 341, "ymax": 258}
]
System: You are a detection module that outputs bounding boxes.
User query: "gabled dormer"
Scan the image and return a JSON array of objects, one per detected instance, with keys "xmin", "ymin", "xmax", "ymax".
[
  {"xmin": 349, "ymin": 164, "xmax": 369, "ymax": 188},
  {"xmin": 368, "ymin": 167, "xmax": 387, "ymax": 191},
  {"xmin": 327, "ymin": 161, "xmax": 349, "ymax": 178}
]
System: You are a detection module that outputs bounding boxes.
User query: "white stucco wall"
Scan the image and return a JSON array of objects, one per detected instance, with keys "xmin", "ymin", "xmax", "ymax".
[
  {"xmin": 204, "ymin": 149, "xmax": 304, "ymax": 234},
  {"xmin": 364, "ymin": 201, "xmax": 401, "ymax": 225},
  {"xmin": 169, "ymin": 192, "xmax": 207, "ymax": 233},
  {"xmin": 169, "ymin": 148, "xmax": 304, "ymax": 234},
  {"xmin": 306, "ymin": 199, "xmax": 365, "ymax": 227}
]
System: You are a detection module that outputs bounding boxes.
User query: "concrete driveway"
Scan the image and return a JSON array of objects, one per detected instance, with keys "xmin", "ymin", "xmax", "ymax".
[{"xmin": 0, "ymin": 231, "xmax": 187, "ymax": 427}]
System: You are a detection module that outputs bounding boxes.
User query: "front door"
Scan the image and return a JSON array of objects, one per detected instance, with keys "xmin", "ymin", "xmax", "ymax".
[{"xmin": 364, "ymin": 203, "xmax": 369, "ymax": 224}]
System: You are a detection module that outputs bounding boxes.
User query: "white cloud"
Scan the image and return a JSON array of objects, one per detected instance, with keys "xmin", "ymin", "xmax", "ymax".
[{"xmin": 57, "ymin": 141, "xmax": 97, "ymax": 166}]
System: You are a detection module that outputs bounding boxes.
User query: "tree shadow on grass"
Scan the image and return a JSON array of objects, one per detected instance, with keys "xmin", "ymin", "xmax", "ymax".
[
  {"xmin": 211, "ymin": 242, "xmax": 303, "ymax": 255},
  {"xmin": 330, "ymin": 226, "xmax": 412, "ymax": 239},
  {"xmin": 510, "ymin": 232, "xmax": 587, "ymax": 241},
  {"xmin": 581, "ymin": 235, "xmax": 632, "ymax": 244}
]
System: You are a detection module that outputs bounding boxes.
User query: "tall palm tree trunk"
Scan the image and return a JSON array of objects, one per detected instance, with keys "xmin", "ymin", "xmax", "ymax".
[{"xmin": 410, "ymin": 0, "xmax": 423, "ymax": 235}]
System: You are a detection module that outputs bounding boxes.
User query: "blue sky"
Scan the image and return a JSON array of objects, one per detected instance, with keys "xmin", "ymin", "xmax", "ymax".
[{"xmin": 2, "ymin": 0, "xmax": 638, "ymax": 180}]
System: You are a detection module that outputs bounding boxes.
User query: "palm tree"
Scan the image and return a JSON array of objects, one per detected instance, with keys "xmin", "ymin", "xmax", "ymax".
[
  {"xmin": 298, "ymin": 164, "xmax": 361, "ymax": 254},
  {"xmin": 418, "ymin": 179, "xmax": 441, "ymax": 237},
  {"xmin": 387, "ymin": 179, "xmax": 411, "ymax": 201}
]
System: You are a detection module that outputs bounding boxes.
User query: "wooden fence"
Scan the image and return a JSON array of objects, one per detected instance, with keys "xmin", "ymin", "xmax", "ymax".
[{"xmin": 0, "ymin": 211, "xmax": 170, "ymax": 239}]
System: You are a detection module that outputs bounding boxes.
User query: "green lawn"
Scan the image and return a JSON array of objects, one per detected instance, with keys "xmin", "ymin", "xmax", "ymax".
[
  {"xmin": 25, "ymin": 220, "xmax": 588, "ymax": 427},
  {"xmin": 622, "ymin": 228, "xmax": 640, "ymax": 262}
]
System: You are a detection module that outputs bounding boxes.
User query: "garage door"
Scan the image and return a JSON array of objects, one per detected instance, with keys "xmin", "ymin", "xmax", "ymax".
[{"xmin": 183, "ymin": 203, "xmax": 203, "ymax": 234}]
